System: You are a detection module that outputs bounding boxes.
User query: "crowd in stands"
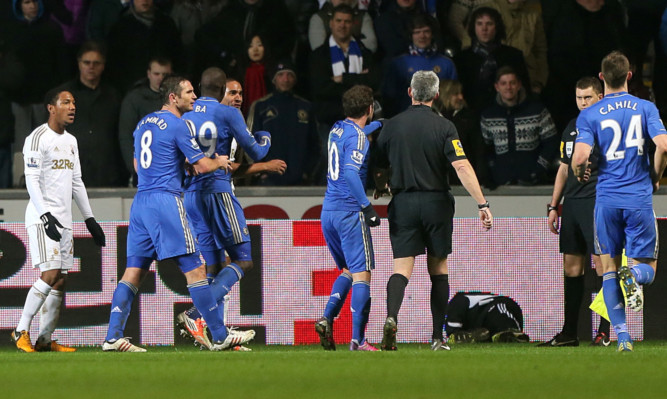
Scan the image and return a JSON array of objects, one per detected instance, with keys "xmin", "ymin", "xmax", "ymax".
[{"xmin": 0, "ymin": 0, "xmax": 666, "ymax": 188}]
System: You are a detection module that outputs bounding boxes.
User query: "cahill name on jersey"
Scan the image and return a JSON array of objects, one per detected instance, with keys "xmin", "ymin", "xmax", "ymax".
[{"xmin": 576, "ymin": 92, "xmax": 667, "ymax": 208}]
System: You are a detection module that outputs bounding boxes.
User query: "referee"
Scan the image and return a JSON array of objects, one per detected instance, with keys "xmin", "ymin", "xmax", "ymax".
[{"xmin": 376, "ymin": 71, "xmax": 493, "ymax": 351}]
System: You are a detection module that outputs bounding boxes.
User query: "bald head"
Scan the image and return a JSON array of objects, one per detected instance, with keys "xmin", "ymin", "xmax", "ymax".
[{"xmin": 200, "ymin": 67, "xmax": 227, "ymax": 101}]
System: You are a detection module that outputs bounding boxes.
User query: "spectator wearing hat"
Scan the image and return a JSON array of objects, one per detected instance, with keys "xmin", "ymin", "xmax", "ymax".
[{"xmin": 247, "ymin": 60, "xmax": 320, "ymax": 186}]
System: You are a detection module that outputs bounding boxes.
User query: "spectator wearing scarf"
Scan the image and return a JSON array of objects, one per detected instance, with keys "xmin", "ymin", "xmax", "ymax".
[
  {"xmin": 454, "ymin": 7, "xmax": 528, "ymax": 112},
  {"xmin": 308, "ymin": 3, "xmax": 379, "ymax": 182},
  {"xmin": 383, "ymin": 13, "xmax": 457, "ymax": 116}
]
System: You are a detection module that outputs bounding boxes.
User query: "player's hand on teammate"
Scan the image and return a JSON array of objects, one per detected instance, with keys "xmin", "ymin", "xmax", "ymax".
[
  {"xmin": 184, "ymin": 161, "xmax": 196, "ymax": 176},
  {"xmin": 265, "ymin": 159, "xmax": 287, "ymax": 175},
  {"xmin": 41, "ymin": 212, "xmax": 63, "ymax": 241},
  {"xmin": 362, "ymin": 204, "xmax": 381, "ymax": 227},
  {"xmin": 85, "ymin": 217, "xmax": 106, "ymax": 246},
  {"xmin": 214, "ymin": 154, "xmax": 232, "ymax": 172}
]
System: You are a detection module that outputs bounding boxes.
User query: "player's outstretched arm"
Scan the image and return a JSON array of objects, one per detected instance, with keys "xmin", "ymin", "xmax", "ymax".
[{"xmin": 451, "ymin": 159, "xmax": 492, "ymax": 230}]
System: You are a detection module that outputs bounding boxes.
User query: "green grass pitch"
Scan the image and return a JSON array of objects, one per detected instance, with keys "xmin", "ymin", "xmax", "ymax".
[{"xmin": 2, "ymin": 342, "xmax": 667, "ymax": 398}]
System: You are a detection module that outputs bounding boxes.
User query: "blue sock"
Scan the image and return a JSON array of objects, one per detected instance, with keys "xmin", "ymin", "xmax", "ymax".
[
  {"xmin": 631, "ymin": 263, "xmax": 655, "ymax": 284},
  {"xmin": 323, "ymin": 272, "xmax": 352, "ymax": 321},
  {"xmin": 210, "ymin": 263, "xmax": 244, "ymax": 303},
  {"xmin": 188, "ymin": 280, "xmax": 227, "ymax": 342},
  {"xmin": 602, "ymin": 272, "xmax": 630, "ymax": 342},
  {"xmin": 105, "ymin": 281, "xmax": 137, "ymax": 342},
  {"xmin": 351, "ymin": 281, "xmax": 371, "ymax": 343}
]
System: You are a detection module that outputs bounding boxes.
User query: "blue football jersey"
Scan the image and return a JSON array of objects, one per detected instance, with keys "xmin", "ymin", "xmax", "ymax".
[
  {"xmin": 322, "ymin": 120, "xmax": 370, "ymax": 211},
  {"xmin": 133, "ymin": 110, "xmax": 204, "ymax": 194},
  {"xmin": 183, "ymin": 97, "xmax": 270, "ymax": 193},
  {"xmin": 576, "ymin": 92, "xmax": 667, "ymax": 208}
]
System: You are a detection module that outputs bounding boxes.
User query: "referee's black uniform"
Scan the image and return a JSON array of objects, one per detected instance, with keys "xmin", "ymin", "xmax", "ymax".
[
  {"xmin": 376, "ymin": 105, "xmax": 467, "ymax": 259},
  {"xmin": 376, "ymin": 104, "xmax": 468, "ymax": 348}
]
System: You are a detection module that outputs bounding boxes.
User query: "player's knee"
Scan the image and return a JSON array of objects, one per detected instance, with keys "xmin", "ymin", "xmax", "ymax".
[{"xmin": 236, "ymin": 260, "xmax": 253, "ymax": 273}]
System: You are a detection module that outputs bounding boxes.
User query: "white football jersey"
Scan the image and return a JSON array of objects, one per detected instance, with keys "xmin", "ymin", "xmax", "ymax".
[{"xmin": 23, "ymin": 124, "xmax": 85, "ymax": 228}]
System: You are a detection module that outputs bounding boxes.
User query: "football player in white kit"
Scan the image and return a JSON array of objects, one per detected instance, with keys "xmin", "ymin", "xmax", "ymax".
[{"xmin": 12, "ymin": 89, "xmax": 106, "ymax": 352}]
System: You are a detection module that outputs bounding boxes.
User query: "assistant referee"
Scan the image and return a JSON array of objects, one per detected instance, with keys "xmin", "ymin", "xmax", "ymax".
[{"xmin": 375, "ymin": 70, "xmax": 493, "ymax": 351}]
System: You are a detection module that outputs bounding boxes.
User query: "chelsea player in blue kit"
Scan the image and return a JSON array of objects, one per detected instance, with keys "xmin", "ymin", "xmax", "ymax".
[
  {"xmin": 102, "ymin": 76, "xmax": 240, "ymax": 352},
  {"xmin": 573, "ymin": 52, "xmax": 667, "ymax": 352},
  {"xmin": 316, "ymin": 85, "xmax": 383, "ymax": 351},
  {"xmin": 175, "ymin": 68, "xmax": 270, "ymax": 349}
]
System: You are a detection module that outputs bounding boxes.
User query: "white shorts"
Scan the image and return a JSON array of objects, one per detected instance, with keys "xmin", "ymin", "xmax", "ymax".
[{"xmin": 27, "ymin": 224, "xmax": 73, "ymax": 272}]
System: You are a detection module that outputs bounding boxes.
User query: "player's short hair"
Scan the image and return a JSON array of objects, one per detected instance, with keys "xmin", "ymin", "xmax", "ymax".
[
  {"xmin": 468, "ymin": 7, "xmax": 506, "ymax": 43},
  {"xmin": 147, "ymin": 56, "xmax": 172, "ymax": 70},
  {"xmin": 44, "ymin": 88, "xmax": 67, "ymax": 109},
  {"xmin": 601, "ymin": 51, "xmax": 630, "ymax": 89},
  {"xmin": 410, "ymin": 70, "xmax": 439, "ymax": 102},
  {"xmin": 495, "ymin": 66, "xmax": 520, "ymax": 84},
  {"xmin": 160, "ymin": 75, "xmax": 188, "ymax": 105},
  {"xmin": 200, "ymin": 67, "xmax": 226, "ymax": 98},
  {"xmin": 77, "ymin": 40, "xmax": 106, "ymax": 62},
  {"xmin": 342, "ymin": 85, "xmax": 374, "ymax": 118},
  {"xmin": 575, "ymin": 76, "xmax": 602, "ymax": 94}
]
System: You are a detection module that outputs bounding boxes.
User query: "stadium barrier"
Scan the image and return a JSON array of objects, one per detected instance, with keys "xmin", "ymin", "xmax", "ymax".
[{"xmin": 2, "ymin": 218, "xmax": 665, "ymax": 347}]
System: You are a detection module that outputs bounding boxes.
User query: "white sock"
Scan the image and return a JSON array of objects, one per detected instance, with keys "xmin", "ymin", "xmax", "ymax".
[
  {"xmin": 223, "ymin": 293, "xmax": 230, "ymax": 325},
  {"xmin": 17, "ymin": 279, "xmax": 52, "ymax": 332},
  {"xmin": 38, "ymin": 289, "xmax": 63, "ymax": 343}
]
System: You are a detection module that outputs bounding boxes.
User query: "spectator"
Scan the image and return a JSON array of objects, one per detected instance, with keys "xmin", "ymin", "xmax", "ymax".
[
  {"xmin": 247, "ymin": 60, "xmax": 320, "ymax": 186},
  {"xmin": 241, "ymin": 34, "xmax": 273, "ymax": 117},
  {"xmin": 169, "ymin": 0, "xmax": 226, "ymax": 76},
  {"xmin": 0, "ymin": 36, "xmax": 23, "ymax": 188},
  {"xmin": 194, "ymin": 0, "xmax": 296, "ymax": 84},
  {"xmin": 543, "ymin": 0, "xmax": 625, "ymax": 131},
  {"xmin": 85, "ymin": 0, "xmax": 129, "ymax": 41},
  {"xmin": 106, "ymin": 0, "xmax": 182, "ymax": 94},
  {"xmin": 285, "ymin": 0, "xmax": 320, "ymax": 97},
  {"xmin": 7, "ymin": 0, "xmax": 68, "ymax": 187},
  {"xmin": 375, "ymin": 0, "xmax": 430, "ymax": 62},
  {"xmin": 454, "ymin": 6, "xmax": 529, "ymax": 112},
  {"xmin": 309, "ymin": 0, "xmax": 377, "ymax": 53},
  {"xmin": 118, "ymin": 57, "xmax": 173, "ymax": 183},
  {"xmin": 309, "ymin": 4, "xmax": 379, "ymax": 182},
  {"xmin": 479, "ymin": 66, "xmax": 557, "ymax": 186},
  {"xmin": 488, "ymin": 0, "xmax": 548, "ymax": 94},
  {"xmin": 383, "ymin": 13, "xmax": 457, "ymax": 116},
  {"xmin": 434, "ymin": 79, "xmax": 485, "ymax": 186},
  {"xmin": 447, "ymin": 0, "xmax": 493, "ymax": 48},
  {"xmin": 54, "ymin": 41, "xmax": 127, "ymax": 187}
]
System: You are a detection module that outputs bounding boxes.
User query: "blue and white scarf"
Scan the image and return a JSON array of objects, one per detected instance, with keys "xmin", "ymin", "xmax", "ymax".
[{"xmin": 329, "ymin": 35, "xmax": 363, "ymax": 76}]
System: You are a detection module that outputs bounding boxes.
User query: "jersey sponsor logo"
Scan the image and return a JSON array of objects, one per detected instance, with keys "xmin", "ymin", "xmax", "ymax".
[
  {"xmin": 51, "ymin": 159, "xmax": 74, "ymax": 170},
  {"xmin": 26, "ymin": 157, "xmax": 40, "ymax": 168},
  {"xmin": 452, "ymin": 139, "xmax": 465, "ymax": 156},
  {"xmin": 351, "ymin": 150, "xmax": 364, "ymax": 164},
  {"xmin": 566, "ymin": 141, "xmax": 573, "ymax": 157}
]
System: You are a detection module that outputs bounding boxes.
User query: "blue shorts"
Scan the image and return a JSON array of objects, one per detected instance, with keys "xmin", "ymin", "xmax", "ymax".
[
  {"xmin": 184, "ymin": 191, "xmax": 251, "ymax": 263},
  {"xmin": 321, "ymin": 210, "xmax": 374, "ymax": 274},
  {"xmin": 594, "ymin": 205, "xmax": 658, "ymax": 259},
  {"xmin": 127, "ymin": 191, "xmax": 199, "ymax": 261}
]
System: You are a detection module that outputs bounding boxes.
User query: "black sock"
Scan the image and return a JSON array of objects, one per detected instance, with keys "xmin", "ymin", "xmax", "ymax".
[
  {"xmin": 562, "ymin": 275, "xmax": 584, "ymax": 336},
  {"xmin": 595, "ymin": 275, "xmax": 610, "ymax": 335},
  {"xmin": 430, "ymin": 274, "xmax": 449, "ymax": 340},
  {"xmin": 386, "ymin": 273, "xmax": 409, "ymax": 320}
]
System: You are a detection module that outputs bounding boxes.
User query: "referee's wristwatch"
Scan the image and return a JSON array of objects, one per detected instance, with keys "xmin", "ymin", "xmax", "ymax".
[
  {"xmin": 478, "ymin": 201, "xmax": 490, "ymax": 210},
  {"xmin": 547, "ymin": 204, "xmax": 559, "ymax": 216}
]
